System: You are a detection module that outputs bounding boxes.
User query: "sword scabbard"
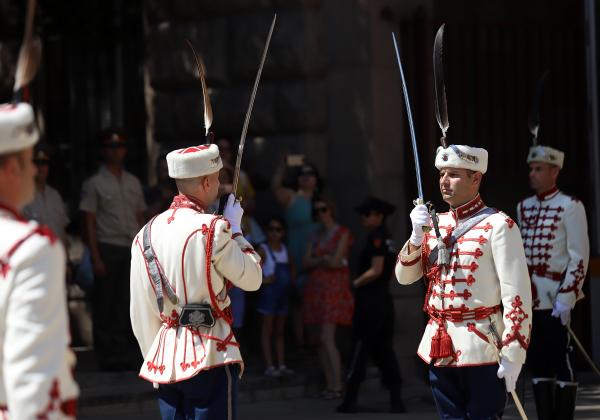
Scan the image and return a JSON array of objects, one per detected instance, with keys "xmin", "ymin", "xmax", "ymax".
[{"xmin": 429, "ymin": 204, "xmax": 443, "ymax": 238}]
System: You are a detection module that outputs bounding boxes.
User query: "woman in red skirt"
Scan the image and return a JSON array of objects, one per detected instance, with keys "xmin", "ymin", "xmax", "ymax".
[{"xmin": 303, "ymin": 197, "xmax": 354, "ymax": 399}]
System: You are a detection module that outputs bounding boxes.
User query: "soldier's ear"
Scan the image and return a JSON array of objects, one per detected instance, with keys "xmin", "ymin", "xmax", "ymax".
[
  {"xmin": 201, "ymin": 176, "xmax": 210, "ymax": 191},
  {"xmin": 472, "ymin": 171, "xmax": 483, "ymax": 188}
]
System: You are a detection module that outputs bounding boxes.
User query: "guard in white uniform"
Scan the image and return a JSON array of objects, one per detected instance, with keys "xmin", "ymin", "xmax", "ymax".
[
  {"xmin": 0, "ymin": 103, "xmax": 78, "ymax": 419},
  {"xmin": 130, "ymin": 144, "xmax": 262, "ymax": 420},
  {"xmin": 517, "ymin": 145, "xmax": 589, "ymax": 420},
  {"xmin": 395, "ymin": 145, "xmax": 532, "ymax": 418}
]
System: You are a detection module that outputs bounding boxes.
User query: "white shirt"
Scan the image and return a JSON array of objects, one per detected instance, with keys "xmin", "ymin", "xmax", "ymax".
[
  {"xmin": 23, "ymin": 185, "xmax": 69, "ymax": 244},
  {"xmin": 80, "ymin": 165, "xmax": 146, "ymax": 247}
]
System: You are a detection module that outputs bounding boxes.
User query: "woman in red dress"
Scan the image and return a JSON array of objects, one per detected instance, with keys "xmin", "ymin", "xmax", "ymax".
[{"xmin": 303, "ymin": 197, "xmax": 354, "ymax": 399}]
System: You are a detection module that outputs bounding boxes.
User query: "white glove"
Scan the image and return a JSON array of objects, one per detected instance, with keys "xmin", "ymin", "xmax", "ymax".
[
  {"xmin": 223, "ymin": 193, "xmax": 243, "ymax": 234},
  {"xmin": 551, "ymin": 300, "xmax": 571, "ymax": 326},
  {"xmin": 409, "ymin": 204, "xmax": 431, "ymax": 246},
  {"xmin": 497, "ymin": 357, "xmax": 522, "ymax": 393}
]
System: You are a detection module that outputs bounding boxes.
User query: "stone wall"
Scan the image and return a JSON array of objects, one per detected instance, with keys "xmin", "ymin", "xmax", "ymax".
[
  {"xmin": 143, "ymin": 0, "xmax": 427, "ymax": 382},
  {"xmin": 142, "ymin": 0, "xmax": 411, "ymax": 223}
]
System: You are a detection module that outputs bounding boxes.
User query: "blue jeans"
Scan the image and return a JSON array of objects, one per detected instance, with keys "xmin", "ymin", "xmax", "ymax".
[
  {"xmin": 158, "ymin": 364, "xmax": 239, "ymax": 420},
  {"xmin": 429, "ymin": 364, "xmax": 506, "ymax": 419}
]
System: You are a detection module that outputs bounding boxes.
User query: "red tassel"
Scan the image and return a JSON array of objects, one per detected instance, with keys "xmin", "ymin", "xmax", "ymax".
[
  {"xmin": 439, "ymin": 329, "xmax": 453, "ymax": 357},
  {"xmin": 430, "ymin": 329, "xmax": 441, "ymax": 358},
  {"xmin": 430, "ymin": 325, "xmax": 453, "ymax": 359}
]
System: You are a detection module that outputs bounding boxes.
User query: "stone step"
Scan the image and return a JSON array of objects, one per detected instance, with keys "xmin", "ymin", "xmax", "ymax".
[{"xmin": 75, "ymin": 345, "xmax": 430, "ymax": 418}]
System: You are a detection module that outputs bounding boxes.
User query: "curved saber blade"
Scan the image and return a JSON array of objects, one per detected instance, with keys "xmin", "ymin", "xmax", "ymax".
[
  {"xmin": 433, "ymin": 24, "xmax": 449, "ymax": 148},
  {"xmin": 232, "ymin": 14, "xmax": 277, "ymax": 195},
  {"xmin": 186, "ymin": 40, "xmax": 213, "ymax": 141},
  {"xmin": 566, "ymin": 324, "xmax": 600, "ymax": 378},
  {"xmin": 528, "ymin": 70, "xmax": 549, "ymax": 146},
  {"xmin": 392, "ymin": 32, "xmax": 423, "ymax": 200}
]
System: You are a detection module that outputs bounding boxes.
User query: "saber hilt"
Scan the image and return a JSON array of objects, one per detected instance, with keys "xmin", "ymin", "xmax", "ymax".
[
  {"xmin": 413, "ymin": 198, "xmax": 449, "ymax": 268},
  {"xmin": 413, "ymin": 198, "xmax": 432, "ymax": 233},
  {"xmin": 217, "ymin": 192, "xmax": 242, "ymax": 216}
]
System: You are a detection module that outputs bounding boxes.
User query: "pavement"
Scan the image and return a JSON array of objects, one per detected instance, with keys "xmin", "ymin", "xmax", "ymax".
[
  {"xmin": 76, "ymin": 349, "xmax": 600, "ymax": 420},
  {"xmin": 74, "ymin": 341, "xmax": 600, "ymax": 420}
]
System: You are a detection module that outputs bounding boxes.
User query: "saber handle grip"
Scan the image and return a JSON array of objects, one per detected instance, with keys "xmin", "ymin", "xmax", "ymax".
[
  {"xmin": 217, "ymin": 193, "xmax": 243, "ymax": 215},
  {"xmin": 413, "ymin": 198, "xmax": 432, "ymax": 233}
]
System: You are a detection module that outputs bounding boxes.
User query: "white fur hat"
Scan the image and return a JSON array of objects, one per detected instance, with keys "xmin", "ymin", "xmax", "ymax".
[
  {"xmin": 527, "ymin": 145, "xmax": 564, "ymax": 169},
  {"xmin": 435, "ymin": 145, "xmax": 488, "ymax": 174},
  {"xmin": 0, "ymin": 103, "xmax": 39, "ymax": 154},
  {"xmin": 166, "ymin": 144, "xmax": 223, "ymax": 179}
]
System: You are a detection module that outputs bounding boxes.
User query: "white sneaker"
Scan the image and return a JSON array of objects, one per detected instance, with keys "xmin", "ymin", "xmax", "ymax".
[
  {"xmin": 278, "ymin": 364, "xmax": 295, "ymax": 375},
  {"xmin": 264, "ymin": 366, "xmax": 282, "ymax": 377}
]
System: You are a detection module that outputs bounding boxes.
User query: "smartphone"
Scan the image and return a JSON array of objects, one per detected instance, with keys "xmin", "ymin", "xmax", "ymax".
[{"xmin": 286, "ymin": 154, "xmax": 305, "ymax": 167}]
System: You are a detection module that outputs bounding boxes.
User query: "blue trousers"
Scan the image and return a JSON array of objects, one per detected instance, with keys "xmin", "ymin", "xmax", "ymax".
[
  {"xmin": 158, "ymin": 364, "xmax": 239, "ymax": 420},
  {"xmin": 429, "ymin": 364, "xmax": 506, "ymax": 419}
]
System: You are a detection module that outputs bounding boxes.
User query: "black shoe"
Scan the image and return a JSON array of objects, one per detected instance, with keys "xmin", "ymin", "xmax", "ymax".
[
  {"xmin": 555, "ymin": 382, "xmax": 577, "ymax": 420},
  {"xmin": 391, "ymin": 400, "xmax": 406, "ymax": 413},
  {"xmin": 336, "ymin": 402, "xmax": 358, "ymax": 413},
  {"xmin": 532, "ymin": 378, "xmax": 555, "ymax": 420},
  {"xmin": 390, "ymin": 386, "xmax": 406, "ymax": 413}
]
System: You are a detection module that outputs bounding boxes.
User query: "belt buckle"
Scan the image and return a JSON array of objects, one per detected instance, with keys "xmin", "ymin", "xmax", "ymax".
[{"xmin": 179, "ymin": 304, "xmax": 216, "ymax": 328}]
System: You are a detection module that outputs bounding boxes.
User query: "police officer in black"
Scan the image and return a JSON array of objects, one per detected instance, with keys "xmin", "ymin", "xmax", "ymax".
[{"xmin": 337, "ymin": 197, "xmax": 405, "ymax": 413}]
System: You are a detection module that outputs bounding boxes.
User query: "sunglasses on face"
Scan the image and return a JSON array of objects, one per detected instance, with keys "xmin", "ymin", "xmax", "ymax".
[
  {"xmin": 267, "ymin": 226, "xmax": 283, "ymax": 233},
  {"xmin": 314, "ymin": 206, "xmax": 329, "ymax": 214}
]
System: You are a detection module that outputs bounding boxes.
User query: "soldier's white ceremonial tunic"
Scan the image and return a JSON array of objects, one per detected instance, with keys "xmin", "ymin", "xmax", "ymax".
[
  {"xmin": 130, "ymin": 195, "xmax": 262, "ymax": 384},
  {"xmin": 517, "ymin": 187, "xmax": 589, "ymax": 310},
  {"xmin": 0, "ymin": 204, "xmax": 78, "ymax": 420},
  {"xmin": 395, "ymin": 195, "xmax": 532, "ymax": 367}
]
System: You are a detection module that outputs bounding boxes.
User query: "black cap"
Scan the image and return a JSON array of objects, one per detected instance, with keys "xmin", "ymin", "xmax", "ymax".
[
  {"xmin": 355, "ymin": 196, "xmax": 396, "ymax": 216},
  {"xmin": 99, "ymin": 128, "xmax": 127, "ymax": 147}
]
